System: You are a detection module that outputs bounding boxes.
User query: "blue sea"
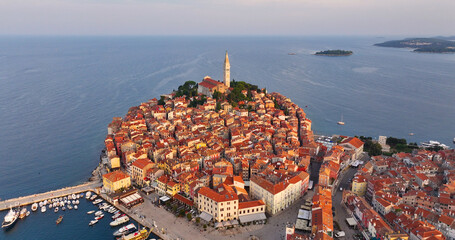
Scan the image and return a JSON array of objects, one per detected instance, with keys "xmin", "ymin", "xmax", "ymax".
[{"xmin": 1, "ymin": 36, "xmax": 455, "ymax": 239}]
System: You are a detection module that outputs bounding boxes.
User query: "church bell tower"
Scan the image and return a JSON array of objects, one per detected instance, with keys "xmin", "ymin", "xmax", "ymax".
[{"xmin": 224, "ymin": 51, "xmax": 230, "ymax": 88}]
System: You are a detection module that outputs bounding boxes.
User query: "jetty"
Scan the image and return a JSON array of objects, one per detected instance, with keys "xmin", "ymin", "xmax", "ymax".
[{"xmin": 0, "ymin": 181, "xmax": 101, "ymax": 211}]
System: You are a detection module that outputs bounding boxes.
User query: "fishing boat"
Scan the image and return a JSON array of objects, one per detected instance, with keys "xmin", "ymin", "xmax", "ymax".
[
  {"xmin": 19, "ymin": 208, "xmax": 27, "ymax": 219},
  {"xmin": 56, "ymin": 215, "xmax": 63, "ymax": 225},
  {"xmin": 110, "ymin": 216, "xmax": 129, "ymax": 227},
  {"xmin": 337, "ymin": 114, "xmax": 345, "ymax": 125},
  {"xmin": 89, "ymin": 219, "xmax": 98, "ymax": 226},
  {"xmin": 87, "ymin": 210, "xmax": 95, "ymax": 214},
  {"xmin": 113, "ymin": 223, "xmax": 137, "ymax": 237},
  {"xmin": 2, "ymin": 208, "xmax": 19, "ymax": 229},
  {"xmin": 31, "ymin": 203, "xmax": 38, "ymax": 212}
]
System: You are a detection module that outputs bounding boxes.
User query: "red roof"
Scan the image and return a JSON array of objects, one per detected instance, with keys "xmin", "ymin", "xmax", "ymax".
[
  {"xmin": 341, "ymin": 137, "xmax": 364, "ymax": 149},
  {"xmin": 103, "ymin": 170, "xmax": 129, "ymax": 182},
  {"xmin": 238, "ymin": 200, "xmax": 265, "ymax": 209}
]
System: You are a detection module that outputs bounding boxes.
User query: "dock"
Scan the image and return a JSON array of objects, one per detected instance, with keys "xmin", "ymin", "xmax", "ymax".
[{"xmin": 0, "ymin": 181, "xmax": 102, "ymax": 211}]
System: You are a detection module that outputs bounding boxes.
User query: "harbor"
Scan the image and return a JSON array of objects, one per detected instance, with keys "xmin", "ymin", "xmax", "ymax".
[
  {"xmin": 1, "ymin": 186, "xmax": 161, "ymax": 240},
  {"xmin": 0, "ymin": 182, "xmax": 101, "ymax": 211}
]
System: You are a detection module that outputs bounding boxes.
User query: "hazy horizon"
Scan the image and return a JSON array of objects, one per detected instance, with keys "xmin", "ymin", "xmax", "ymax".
[{"xmin": 1, "ymin": 0, "xmax": 454, "ymax": 36}]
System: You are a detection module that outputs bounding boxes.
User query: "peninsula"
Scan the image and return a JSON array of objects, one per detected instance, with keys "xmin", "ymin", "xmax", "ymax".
[
  {"xmin": 314, "ymin": 50, "xmax": 353, "ymax": 56},
  {"xmin": 375, "ymin": 37, "xmax": 455, "ymax": 53}
]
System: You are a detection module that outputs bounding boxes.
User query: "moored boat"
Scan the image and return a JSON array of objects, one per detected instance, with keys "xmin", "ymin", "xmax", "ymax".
[
  {"xmin": 74, "ymin": 205, "xmax": 78, "ymax": 210},
  {"xmin": 41, "ymin": 206, "xmax": 46, "ymax": 213},
  {"xmin": 31, "ymin": 203, "xmax": 38, "ymax": 212},
  {"xmin": 110, "ymin": 215, "xmax": 129, "ymax": 227},
  {"xmin": 19, "ymin": 208, "xmax": 27, "ymax": 219},
  {"xmin": 87, "ymin": 210, "xmax": 95, "ymax": 214},
  {"xmin": 113, "ymin": 223, "xmax": 137, "ymax": 237},
  {"xmin": 95, "ymin": 210, "xmax": 103, "ymax": 217},
  {"xmin": 2, "ymin": 208, "xmax": 19, "ymax": 229},
  {"xmin": 95, "ymin": 214, "xmax": 104, "ymax": 220},
  {"xmin": 89, "ymin": 219, "xmax": 98, "ymax": 226},
  {"xmin": 86, "ymin": 191, "xmax": 92, "ymax": 199},
  {"xmin": 55, "ymin": 207, "xmax": 59, "ymax": 213},
  {"xmin": 116, "ymin": 228, "xmax": 149, "ymax": 240}
]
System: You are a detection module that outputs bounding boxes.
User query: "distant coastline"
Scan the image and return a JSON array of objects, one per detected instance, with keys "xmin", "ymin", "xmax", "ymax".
[
  {"xmin": 314, "ymin": 50, "xmax": 353, "ymax": 56},
  {"xmin": 375, "ymin": 37, "xmax": 455, "ymax": 53}
]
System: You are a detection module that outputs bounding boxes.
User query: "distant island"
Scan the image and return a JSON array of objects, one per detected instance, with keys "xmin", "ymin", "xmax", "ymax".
[
  {"xmin": 375, "ymin": 37, "xmax": 455, "ymax": 53},
  {"xmin": 314, "ymin": 50, "xmax": 353, "ymax": 56}
]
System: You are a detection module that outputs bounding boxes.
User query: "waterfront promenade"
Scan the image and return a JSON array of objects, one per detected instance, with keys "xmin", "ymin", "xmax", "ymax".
[{"xmin": 0, "ymin": 181, "xmax": 101, "ymax": 211}]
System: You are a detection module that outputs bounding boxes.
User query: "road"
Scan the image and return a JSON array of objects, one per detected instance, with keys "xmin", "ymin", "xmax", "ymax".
[{"xmin": 331, "ymin": 153, "xmax": 369, "ymax": 239}]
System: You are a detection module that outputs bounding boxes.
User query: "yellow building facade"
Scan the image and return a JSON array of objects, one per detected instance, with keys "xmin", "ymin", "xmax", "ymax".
[{"xmin": 102, "ymin": 170, "xmax": 131, "ymax": 192}]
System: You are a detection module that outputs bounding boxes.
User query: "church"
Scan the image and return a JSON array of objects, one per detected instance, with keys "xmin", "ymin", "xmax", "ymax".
[{"xmin": 197, "ymin": 51, "xmax": 231, "ymax": 97}]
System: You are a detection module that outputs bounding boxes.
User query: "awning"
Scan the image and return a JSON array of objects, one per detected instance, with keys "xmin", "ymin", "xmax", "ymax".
[
  {"xmin": 214, "ymin": 219, "xmax": 239, "ymax": 228},
  {"xmin": 295, "ymin": 219, "xmax": 311, "ymax": 231},
  {"xmin": 199, "ymin": 211, "xmax": 213, "ymax": 222},
  {"xmin": 239, "ymin": 213, "xmax": 267, "ymax": 223},
  {"xmin": 346, "ymin": 217, "xmax": 357, "ymax": 226},
  {"xmin": 160, "ymin": 196, "xmax": 170, "ymax": 202},
  {"xmin": 298, "ymin": 209, "xmax": 311, "ymax": 220}
]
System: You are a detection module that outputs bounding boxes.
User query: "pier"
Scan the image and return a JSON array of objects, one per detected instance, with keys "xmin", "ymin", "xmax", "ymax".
[{"xmin": 0, "ymin": 181, "xmax": 102, "ymax": 211}]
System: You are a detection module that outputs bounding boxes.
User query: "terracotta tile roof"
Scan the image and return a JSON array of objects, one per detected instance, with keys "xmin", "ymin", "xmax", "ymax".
[
  {"xmin": 238, "ymin": 200, "xmax": 265, "ymax": 209},
  {"xmin": 132, "ymin": 158, "xmax": 153, "ymax": 170},
  {"xmin": 103, "ymin": 170, "xmax": 129, "ymax": 182},
  {"xmin": 341, "ymin": 137, "xmax": 364, "ymax": 149},
  {"xmin": 198, "ymin": 185, "xmax": 238, "ymax": 202}
]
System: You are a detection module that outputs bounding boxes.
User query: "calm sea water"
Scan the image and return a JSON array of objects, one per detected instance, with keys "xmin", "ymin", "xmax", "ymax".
[{"xmin": 1, "ymin": 36, "xmax": 454, "ymax": 239}]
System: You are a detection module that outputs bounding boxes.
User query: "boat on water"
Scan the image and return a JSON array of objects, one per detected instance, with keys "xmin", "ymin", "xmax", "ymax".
[
  {"xmin": 95, "ymin": 214, "xmax": 104, "ymax": 220},
  {"xmin": 86, "ymin": 191, "xmax": 92, "ymax": 199},
  {"xmin": 112, "ymin": 213, "xmax": 126, "ymax": 220},
  {"xmin": 2, "ymin": 208, "xmax": 19, "ymax": 229},
  {"xmin": 89, "ymin": 219, "xmax": 98, "ymax": 226},
  {"xmin": 93, "ymin": 199, "xmax": 103, "ymax": 205},
  {"xmin": 409, "ymin": 133, "xmax": 414, "ymax": 136},
  {"xmin": 90, "ymin": 195, "xmax": 97, "ymax": 201},
  {"xmin": 56, "ymin": 215, "xmax": 63, "ymax": 225},
  {"xmin": 31, "ymin": 203, "xmax": 38, "ymax": 212},
  {"xmin": 95, "ymin": 210, "xmax": 103, "ymax": 217},
  {"xmin": 337, "ymin": 114, "xmax": 345, "ymax": 125},
  {"xmin": 116, "ymin": 228, "xmax": 149, "ymax": 240},
  {"xmin": 453, "ymin": 138, "xmax": 455, "ymax": 144},
  {"xmin": 26, "ymin": 211, "xmax": 30, "ymax": 217},
  {"xmin": 41, "ymin": 206, "xmax": 46, "ymax": 213},
  {"xmin": 110, "ymin": 216, "xmax": 129, "ymax": 227},
  {"xmin": 113, "ymin": 223, "xmax": 137, "ymax": 237},
  {"xmin": 54, "ymin": 207, "xmax": 59, "ymax": 213},
  {"xmin": 74, "ymin": 205, "xmax": 78, "ymax": 210},
  {"xmin": 19, "ymin": 208, "xmax": 27, "ymax": 219},
  {"xmin": 87, "ymin": 210, "xmax": 95, "ymax": 214}
]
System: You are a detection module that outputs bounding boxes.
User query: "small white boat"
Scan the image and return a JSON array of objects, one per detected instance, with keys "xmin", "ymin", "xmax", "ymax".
[
  {"xmin": 95, "ymin": 214, "xmax": 104, "ymax": 220},
  {"xmin": 74, "ymin": 205, "xmax": 78, "ymax": 210},
  {"xmin": 43, "ymin": 200, "xmax": 48, "ymax": 205},
  {"xmin": 87, "ymin": 210, "xmax": 95, "ymax": 214},
  {"xmin": 90, "ymin": 195, "xmax": 97, "ymax": 201},
  {"xmin": 72, "ymin": 194, "xmax": 76, "ymax": 200},
  {"xmin": 19, "ymin": 208, "xmax": 27, "ymax": 219},
  {"xmin": 48, "ymin": 204, "xmax": 52, "ymax": 209},
  {"xmin": 39, "ymin": 201, "xmax": 44, "ymax": 207},
  {"xmin": 31, "ymin": 203, "xmax": 38, "ymax": 212},
  {"xmin": 110, "ymin": 216, "xmax": 129, "ymax": 226},
  {"xmin": 67, "ymin": 205, "xmax": 73, "ymax": 210},
  {"xmin": 26, "ymin": 211, "xmax": 30, "ymax": 217},
  {"xmin": 95, "ymin": 211, "xmax": 103, "ymax": 217},
  {"xmin": 54, "ymin": 207, "xmax": 59, "ymax": 213},
  {"xmin": 89, "ymin": 219, "xmax": 98, "ymax": 226},
  {"xmin": 75, "ymin": 200, "xmax": 79, "ymax": 205},
  {"xmin": 72, "ymin": 200, "xmax": 76, "ymax": 205},
  {"xmin": 62, "ymin": 206, "xmax": 66, "ymax": 211},
  {"xmin": 93, "ymin": 199, "xmax": 103, "ymax": 205},
  {"xmin": 86, "ymin": 191, "xmax": 92, "ymax": 199},
  {"xmin": 41, "ymin": 206, "xmax": 46, "ymax": 213}
]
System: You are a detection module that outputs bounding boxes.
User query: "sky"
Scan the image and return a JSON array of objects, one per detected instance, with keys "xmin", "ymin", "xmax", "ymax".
[{"xmin": 0, "ymin": 0, "xmax": 454, "ymax": 36}]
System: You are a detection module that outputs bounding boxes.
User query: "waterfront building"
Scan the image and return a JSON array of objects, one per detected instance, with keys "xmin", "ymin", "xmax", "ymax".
[
  {"xmin": 339, "ymin": 137, "xmax": 364, "ymax": 160},
  {"xmin": 102, "ymin": 170, "xmax": 131, "ymax": 192},
  {"xmin": 197, "ymin": 77, "xmax": 227, "ymax": 98},
  {"xmin": 250, "ymin": 171, "xmax": 309, "ymax": 215},
  {"xmin": 131, "ymin": 158, "xmax": 154, "ymax": 186},
  {"xmin": 197, "ymin": 184, "xmax": 239, "ymax": 222}
]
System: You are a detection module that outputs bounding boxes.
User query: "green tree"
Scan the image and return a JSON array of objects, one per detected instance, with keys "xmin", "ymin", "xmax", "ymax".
[{"xmin": 187, "ymin": 213, "xmax": 192, "ymax": 221}]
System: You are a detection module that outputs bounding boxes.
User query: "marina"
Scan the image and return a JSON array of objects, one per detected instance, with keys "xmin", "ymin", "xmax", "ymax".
[{"xmin": 1, "ymin": 187, "xmax": 160, "ymax": 240}]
